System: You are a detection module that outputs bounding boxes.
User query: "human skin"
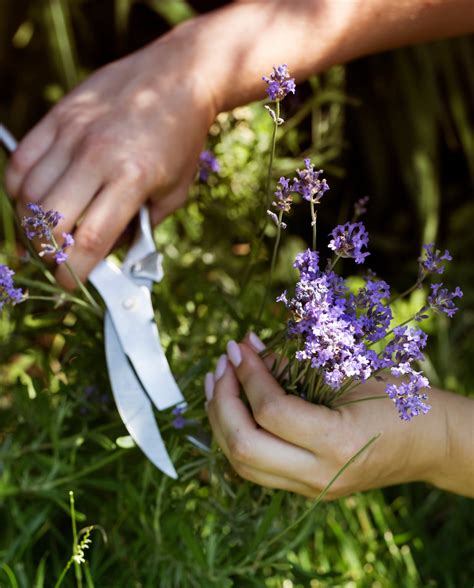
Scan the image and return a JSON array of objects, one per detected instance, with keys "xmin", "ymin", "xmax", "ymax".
[
  {"xmin": 205, "ymin": 335, "xmax": 474, "ymax": 499},
  {"xmin": 5, "ymin": 0, "xmax": 474, "ymax": 287}
]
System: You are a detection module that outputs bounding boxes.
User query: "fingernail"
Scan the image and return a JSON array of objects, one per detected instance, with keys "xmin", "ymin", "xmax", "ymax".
[
  {"xmin": 214, "ymin": 354, "xmax": 227, "ymax": 381},
  {"xmin": 226, "ymin": 340, "xmax": 242, "ymax": 367},
  {"xmin": 204, "ymin": 372, "xmax": 214, "ymax": 402},
  {"xmin": 249, "ymin": 331, "xmax": 266, "ymax": 352}
]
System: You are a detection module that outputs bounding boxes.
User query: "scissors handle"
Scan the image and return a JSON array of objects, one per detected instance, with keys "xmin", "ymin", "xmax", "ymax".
[{"xmin": 0, "ymin": 124, "xmax": 17, "ymax": 153}]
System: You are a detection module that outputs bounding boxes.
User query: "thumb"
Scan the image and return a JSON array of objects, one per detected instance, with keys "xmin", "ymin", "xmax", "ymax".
[{"xmin": 225, "ymin": 339, "xmax": 337, "ymax": 453}]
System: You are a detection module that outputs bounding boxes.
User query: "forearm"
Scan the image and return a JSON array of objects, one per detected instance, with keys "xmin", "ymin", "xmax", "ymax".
[
  {"xmin": 426, "ymin": 388, "xmax": 474, "ymax": 497},
  {"xmin": 160, "ymin": 0, "xmax": 474, "ymax": 113}
]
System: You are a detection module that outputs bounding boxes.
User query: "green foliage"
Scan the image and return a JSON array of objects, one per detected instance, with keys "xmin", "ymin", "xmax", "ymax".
[{"xmin": 1, "ymin": 2, "xmax": 473, "ymax": 587}]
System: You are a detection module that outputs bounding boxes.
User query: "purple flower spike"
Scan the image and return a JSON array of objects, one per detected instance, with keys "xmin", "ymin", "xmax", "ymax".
[
  {"xmin": 419, "ymin": 243, "xmax": 452, "ymax": 275},
  {"xmin": 328, "ymin": 222, "xmax": 370, "ymax": 264},
  {"xmin": 262, "ymin": 64, "xmax": 296, "ymax": 102},
  {"xmin": 172, "ymin": 405, "xmax": 187, "ymax": 430},
  {"xmin": 273, "ymin": 176, "xmax": 295, "ymax": 212},
  {"xmin": 22, "ymin": 203, "xmax": 63, "ymax": 241},
  {"xmin": 293, "ymin": 249, "xmax": 320, "ymax": 281},
  {"xmin": 198, "ymin": 150, "xmax": 220, "ymax": 182},
  {"xmin": 386, "ymin": 369, "xmax": 431, "ymax": 421},
  {"xmin": 0, "ymin": 264, "xmax": 24, "ymax": 311},
  {"xmin": 354, "ymin": 196, "xmax": 369, "ymax": 218},
  {"xmin": 267, "ymin": 210, "xmax": 287, "ymax": 230},
  {"xmin": 38, "ymin": 232, "xmax": 74, "ymax": 265},
  {"xmin": 294, "ymin": 159, "xmax": 329, "ymax": 203},
  {"xmin": 428, "ymin": 283, "xmax": 463, "ymax": 318},
  {"xmin": 384, "ymin": 325, "xmax": 427, "ymax": 365}
]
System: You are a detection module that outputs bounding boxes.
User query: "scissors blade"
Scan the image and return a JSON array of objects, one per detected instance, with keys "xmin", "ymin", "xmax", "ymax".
[
  {"xmin": 105, "ymin": 313, "xmax": 178, "ymax": 479},
  {"xmin": 89, "ymin": 260, "xmax": 184, "ymax": 410}
]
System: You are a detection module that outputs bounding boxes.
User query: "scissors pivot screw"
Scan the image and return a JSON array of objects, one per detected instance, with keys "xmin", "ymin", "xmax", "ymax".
[{"xmin": 122, "ymin": 296, "xmax": 138, "ymax": 310}]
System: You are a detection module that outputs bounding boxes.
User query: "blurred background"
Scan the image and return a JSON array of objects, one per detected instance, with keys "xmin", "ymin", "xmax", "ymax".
[{"xmin": 0, "ymin": 1, "xmax": 473, "ymax": 586}]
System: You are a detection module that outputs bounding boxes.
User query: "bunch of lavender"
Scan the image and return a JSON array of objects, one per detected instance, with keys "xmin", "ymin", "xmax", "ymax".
[
  {"xmin": 265, "ymin": 170, "xmax": 462, "ymax": 420},
  {"xmin": 254, "ymin": 65, "xmax": 462, "ymax": 421}
]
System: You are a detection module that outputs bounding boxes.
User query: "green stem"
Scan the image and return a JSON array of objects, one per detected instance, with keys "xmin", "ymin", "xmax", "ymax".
[
  {"xmin": 241, "ymin": 101, "xmax": 280, "ymax": 295},
  {"xmin": 376, "ymin": 316, "xmax": 415, "ymax": 344},
  {"xmin": 304, "ymin": 368, "xmax": 316, "ymax": 403},
  {"xmin": 69, "ymin": 491, "xmax": 83, "ymax": 588},
  {"xmin": 54, "ymin": 560, "xmax": 73, "ymax": 588},
  {"xmin": 310, "ymin": 199, "xmax": 317, "ymax": 250},
  {"xmin": 257, "ymin": 209, "xmax": 283, "ymax": 321},
  {"xmin": 333, "ymin": 395, "xmax": 388, "ymax": 408},
  {"xmin": 50, "ymin": 234, "xmax": 101, "ymax": 313},
  {"xmin": 328, "ymin": 254, "xmax": 342, "ymax": 272},
  {"xmin": 64, "ymin": 260, "xmax": 102, "ymax": 314},
  {"xmin": 389, "ymin": 276, "xmax": 425, "ymax": 305},
  {"xmin": 263, "ymin": 101, "xmax": 280, "ymax": 215},
  {"xmin": 269, "ymin": 211, "xmax": 283, "ymax": 278}
]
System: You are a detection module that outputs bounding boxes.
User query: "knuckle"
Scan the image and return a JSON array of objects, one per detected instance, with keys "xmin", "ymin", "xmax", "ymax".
[
  {"xmin": 20, "ymin": 177, "xmax": 39, "ymax": 202},
  {"xmin": 79, "ymin": 133, "xmax": 111, "ymax": 161},
  {"xmin": 75, "ymin": 224, "xmax": 105, "ymax": 256},
  {"xmin": 55, "ymin": 109, "xmax": 86, "ymax": 136},
  {"xmin": 116, "ymin": 158, "xmax": 153, "ymax": 188},
  {"xmin": 7, "ymin": 148, "xmax": 31, "ymax": 180},
  {"xmin": 253, "ymin": 397, "xmax": 278, "ymax": 428},
  {"xmin": 228, "ymin": 433, "xmax": 252, "ymax": 463}
]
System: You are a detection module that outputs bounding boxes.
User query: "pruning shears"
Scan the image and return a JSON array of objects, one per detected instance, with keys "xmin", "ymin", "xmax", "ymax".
[{"xmin": 1, "ymin": 123, "xmax": 210, "ymax": 478}]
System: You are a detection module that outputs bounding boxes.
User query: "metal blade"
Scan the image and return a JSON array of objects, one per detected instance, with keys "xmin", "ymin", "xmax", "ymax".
[
  {"xmin": 89, "ymin": 260, "xmax": 184, "ymax": 410},
  {"xmin": 104, "ymin": 313, "xmax": 178, "ymax": 479}
]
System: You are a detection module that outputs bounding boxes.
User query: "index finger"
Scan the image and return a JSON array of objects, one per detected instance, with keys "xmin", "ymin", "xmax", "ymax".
[{"xmin": 4, "ymin": 117, "xmax": 57, "ymax": 197}]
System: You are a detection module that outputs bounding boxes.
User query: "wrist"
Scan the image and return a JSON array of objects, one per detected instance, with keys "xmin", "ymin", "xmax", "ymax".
[
  {"xmin": 144, "ymin": 22, "xmax": 219, "ymax": 125},
  {"xmin": 155, "ymin": 1, "xmax": 352, "ymax": 115},
  {"xmin": 423, "ymin": 390, "xmax": 474, "ymax": 496}
]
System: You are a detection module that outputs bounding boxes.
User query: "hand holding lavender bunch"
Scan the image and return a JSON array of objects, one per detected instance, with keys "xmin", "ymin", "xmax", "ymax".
[
  {"xmin": 204, "ymin": 65, "xmax": 471, "ymax": 502},
  {"xmin": 267, "ymin": 169, "xmax": 462, "ymax": 421}
]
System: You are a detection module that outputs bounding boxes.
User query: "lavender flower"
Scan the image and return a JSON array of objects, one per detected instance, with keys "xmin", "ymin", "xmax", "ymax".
[
  {"xmin": 278, "ymin": 253, "xmax": 385, "ymax": 391},
  {"xmin": 293, "ymin": 159, "xmax": 329, "ymax": 203},
  {"xmin": 38, "ymin": 232, "xmax": 75, "ymax": 265},
  {"xmin": 428, "ymin": 283, "xmax": 463, "ymax": 318},
  {"xmin": 419, "ymin": 243, "xmax": 452, "ymax": 275},
  {"xmin": 0, "ymin": 264, "xmax": 23, "ymax": 310},
  {"xmin": 328, "ymin": 222, "xmax": 370, "ymax": 264},
  {"xmin": 383, "ymin": 325, "xmax": 427, "ymax": 365},
  {"xmin": 386, "ymin": 368, "xmax": 431, "ymax": 421},
  {"xmin": 22, "ymin": 204, "xmax": 74, "ymax": 265},
  {"xmin": 267, "ymin": 210, "xmax": 287, "ymax": 230},
  {"xmin": 172, "ymin": 405, "xmax": 187, "ymax": 430},
  {"xmin": 262, "ymin": 64, "xmax": 296, "ymax": 102},
  {"xmin": 277, "ymin": 242, "xmax": 435, "ymax": 418},
  {"xmin": 354, "ymin": 196, "xmax": 369, "ymax": 218},
  {"xmin": 273, "ymin": 176, "xmax": 295, "ymax": 212},
  {"xmin": 22, "ymin": 203, "xmax": 63, "ymax": 241},
  {"xmin": 198, "ymin": 150, "xmax": 220, "ymax": 182},
  {"xmin": 293, "ymin": 249, "xmax": 320, "ymax": 281},
  {"xmin": 264, "ymin": 105, "xmax": 285, "ymax": 125}
]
